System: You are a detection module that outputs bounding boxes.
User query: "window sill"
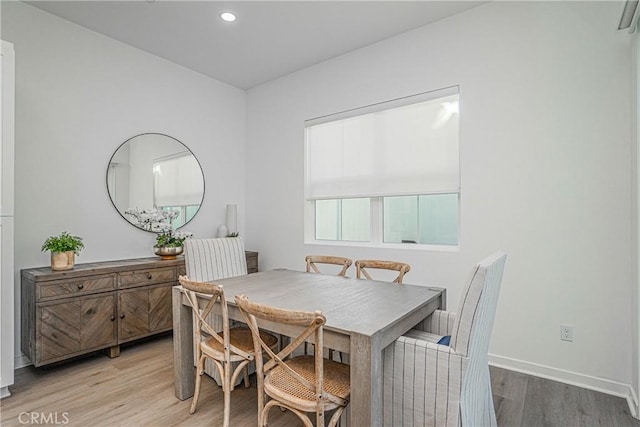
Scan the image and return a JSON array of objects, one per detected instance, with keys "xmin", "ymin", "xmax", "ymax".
[{"xmin": 304, "ymin": 239, "xmax": 460, "ymax": 252}]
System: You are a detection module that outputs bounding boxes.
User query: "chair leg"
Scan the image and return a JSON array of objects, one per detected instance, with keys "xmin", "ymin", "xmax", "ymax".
[
  {"xmin": 223, "ymin": 387, "xmax": 231, "ymax": 427},
  {"xmin": 260, "ymin": 402, "xmax": 271, "ymax": 427},
  {"xmin": 189, "ymin": 355, "xmax": 205, "ymax": 414},
  {"xmin": 328, "ymin": 349, "xmax": 344, "ymax": 362},
  {"xmin": 316, "ymin": 408, "xmax": 325, "ymax": 427},
  {"xmin": 328, "ymin": 406, "xmax": 346, "ymax": 427},
  {"xmin": 243, "ymin": 366, "xmax": 251, "ymax": 388},
  {"xmin": 223, "ymin": 363, "xmax": 231, "ymax": 427}
]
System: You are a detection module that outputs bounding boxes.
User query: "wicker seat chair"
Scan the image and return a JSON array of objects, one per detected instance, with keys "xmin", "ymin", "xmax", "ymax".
[
  {"xmin": 179, "ymin": 277, "xmax": 277, "ymax": 427},
  {"xmin": 184, "ymin": 237, "xmax": 249, "ymax": 385},
  {"xmin": 305, "ymin": 255, "xmax": 352, "ymax": 277},
  {"xmin": 235, "ymin": 294, "xmax": 351, "ymax": 427},
  {"xmin": 383, "ymin": 251, "xmax": 507, "ymax": 427},
  {"xmin": 304, "ymin": 255, "xmax": 352, "ymax": 360},
  {"xmin": 355, "ymin": 259, "xmax": 411, "ymax": 284}
]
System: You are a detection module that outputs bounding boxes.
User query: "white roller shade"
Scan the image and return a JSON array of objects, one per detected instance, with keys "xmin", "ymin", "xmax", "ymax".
[
  {"xmin": 153, "ymin": 153, "xmax": 203, "ymax": 207},
  {"xmin": 305, "ymin": 88, "xmax": 459, "ymax": 200}
]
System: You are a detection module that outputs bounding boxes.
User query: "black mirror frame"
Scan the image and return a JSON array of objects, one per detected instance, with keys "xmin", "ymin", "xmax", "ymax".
[{"xmin": 105, "ymin": 132, "xmax": 205, "ymax": 233}]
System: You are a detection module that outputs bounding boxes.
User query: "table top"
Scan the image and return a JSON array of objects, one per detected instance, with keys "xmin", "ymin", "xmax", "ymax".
[{"xmin": 186, "ymin": 269, "xmax": 443, "ymax": 337}]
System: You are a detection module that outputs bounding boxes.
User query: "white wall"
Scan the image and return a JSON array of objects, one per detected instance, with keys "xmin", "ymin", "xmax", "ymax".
[
  {"xmin": 246, "ymin": 1, "xmax": 634, "ymax": 399},
  {"xmin": 1, "ymin": 2, "xmax": 246, "ymax": 365}
]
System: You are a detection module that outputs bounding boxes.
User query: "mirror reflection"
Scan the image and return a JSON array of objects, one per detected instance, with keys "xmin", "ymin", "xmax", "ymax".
[{"xmin": 106, "ymin": 133, "xmax": 204, "ymax": 232}]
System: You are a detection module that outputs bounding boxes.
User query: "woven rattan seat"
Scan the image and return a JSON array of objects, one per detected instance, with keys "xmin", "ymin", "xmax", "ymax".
[
  {"xmin": 179, "ymin": 276, "xmax": 278, "ymax": 427},
  {"xmin": 235, "ymin": 294, "xmax": 351, "ymax": 427},
  {"xmin": 202, "ymin": 327, "xmax": 276, "ymax": 355},
  {"xmin": 355, "ymin": 259, "xmax": 411, "ymax": 284},
  {"xmin": 265, "ymin": 355, "xmax": 350, "ymax": 412}
]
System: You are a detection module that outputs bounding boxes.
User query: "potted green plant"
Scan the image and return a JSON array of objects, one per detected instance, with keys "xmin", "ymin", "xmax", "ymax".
[
  {"xmin": 153, "ymin": 229, "xmax": 193, "ymax": 260},
  {"xmin": 41, "ymin": 231, "xmax": 84, "ymax": 271}
]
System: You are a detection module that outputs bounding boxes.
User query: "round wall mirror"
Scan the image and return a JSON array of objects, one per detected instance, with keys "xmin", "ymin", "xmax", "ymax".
[{"xmin": 106, "ymin": 133, "xmax": 205, "ymax": 232}]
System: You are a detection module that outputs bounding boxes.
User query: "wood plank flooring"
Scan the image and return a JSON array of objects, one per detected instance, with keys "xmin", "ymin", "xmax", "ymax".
[{"xmin": 1, "ymin": 334, "xmax": 638, "ymax": 426}]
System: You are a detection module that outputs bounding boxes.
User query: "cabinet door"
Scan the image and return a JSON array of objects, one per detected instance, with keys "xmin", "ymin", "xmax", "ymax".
[
  {"xmin": 149, "ymin": 284, "xmax": 172, "ymax": 333},
  {"xmin": 38, "ymin": 300, "xmax": 81, "ymax": 364},
  {"xmin": 37, "ymin": 294, "xmax": 116, "ymax": 365},
  {"xmin": 118, "ymin": 288, "xmax": 149, "ymax": 342},
  {"xmin": 80, "ymin": 295, "xmax": 116, "ymax": 350}
]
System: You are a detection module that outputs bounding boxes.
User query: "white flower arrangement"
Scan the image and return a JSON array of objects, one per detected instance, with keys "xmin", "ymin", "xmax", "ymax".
[
  {"xmin": 124, "ymin": 207, "xmax": 179, "ymax": 232},
  {"xmin": 124, "ymin": 207, "xmax": 193, "ymax": 248}
]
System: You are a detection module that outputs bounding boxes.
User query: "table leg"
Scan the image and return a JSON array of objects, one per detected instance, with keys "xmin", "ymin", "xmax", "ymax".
[
  {"xmin": 173, "ymin": 286, "xmax": 194, "ymax": 400},
  {"xmin": 350, "ymin": 333, "xmax": 383, "ymax": 427}
]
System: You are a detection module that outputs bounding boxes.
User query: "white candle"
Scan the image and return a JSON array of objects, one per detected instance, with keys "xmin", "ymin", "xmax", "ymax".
[{"xmin": 226, "ymin": 204, "xmax": 237, "ymax": 234}]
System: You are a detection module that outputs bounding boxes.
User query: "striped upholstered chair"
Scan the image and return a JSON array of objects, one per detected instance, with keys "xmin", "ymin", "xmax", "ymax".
[
  {"xmin": 184, "ymin": 237, "xmax": 249, "ymax": 386},
  {"xmin": 383, "ymin": 251, "xmax": 507, "ymax": 427},
  {"xmin": 184, "ymin": 237, "xmax": 248, "ymax": 282}
]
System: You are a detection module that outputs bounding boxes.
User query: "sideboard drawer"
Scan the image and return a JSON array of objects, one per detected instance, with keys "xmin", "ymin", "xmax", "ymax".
[
  {"xmin": 118, "ymin": 267, "xmax": 176, "ymax": 289},
  {"xmin": 37, "ymin": 274, "xmax": 116, "ymax": 302}
]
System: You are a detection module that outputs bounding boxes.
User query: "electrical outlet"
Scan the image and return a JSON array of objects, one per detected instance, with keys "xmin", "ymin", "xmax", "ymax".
[{"xmin": 560, "ymin": 325, "xmax": 574, "ymax": 342}]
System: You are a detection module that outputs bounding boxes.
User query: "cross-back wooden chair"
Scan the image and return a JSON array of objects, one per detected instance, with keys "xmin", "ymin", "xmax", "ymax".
[
  {"xmin": 355, "ymin": 259, "xmax": 411, "ymax": 284},
  {"xmin": 184, "ymin": 237, "xmax": 249, "ymax": 385},
  {"xmin": 304, "ymin": 255, "xmax": 352, "ymax": 360},
  {"xmin": 235, "ymin": 294, "xmax": 351, "ymax": 427},
  {"xmin": 179, "ymin": 277, "xmax": 278, "ymax": 427},
  {"xmin": 305, "ymin": 255, "xmax": 352, "ymax": 277}
]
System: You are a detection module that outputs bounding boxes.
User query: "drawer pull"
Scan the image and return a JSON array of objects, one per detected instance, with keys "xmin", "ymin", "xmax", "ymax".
[
  {"xmin": 147, "ymin": 273, "xmax": 152, "ymax": 280},
  {"xmin": 120, "ymin": 313, "xmax": 125, "ymax": 319},
  {"xmin": 77, "ymin": 284, "xmax": 84, "ymax": 290},
  {"xmin": 110, "ymin": 316, "xmax": 116, "ymax": 321}
]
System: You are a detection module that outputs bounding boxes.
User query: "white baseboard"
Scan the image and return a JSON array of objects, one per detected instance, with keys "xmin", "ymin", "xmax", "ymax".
[
  {"xmin": 629, "ymin": 385, "xmax": 639, "ymax": 419},
  {"xmin": 0, "ymin": 386, "xmax": 10, "ymax": 399},
  {"xmin": 489, "ymin": 353, "xmax": 639, "ymax": 419}
]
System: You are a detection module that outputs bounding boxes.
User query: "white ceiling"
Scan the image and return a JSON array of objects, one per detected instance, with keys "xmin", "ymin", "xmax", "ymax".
[{"xmin": 26, "ymin": 1, "xmax": 485, "ymax": 89}]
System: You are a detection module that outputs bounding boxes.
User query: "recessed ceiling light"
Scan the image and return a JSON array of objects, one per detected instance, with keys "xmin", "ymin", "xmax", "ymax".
[{"xmin": 220, "ymin": 12, "xmax": 236, "ymax": 22}]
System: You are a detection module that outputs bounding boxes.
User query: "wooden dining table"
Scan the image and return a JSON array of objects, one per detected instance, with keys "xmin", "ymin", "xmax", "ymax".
[{"xmin": 172, "ymin": 269, "xmax": 445, "ymax": 427}]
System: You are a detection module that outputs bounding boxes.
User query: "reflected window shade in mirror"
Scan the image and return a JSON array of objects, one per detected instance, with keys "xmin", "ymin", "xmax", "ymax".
[
  {"xmin": 106, "ymin": 133, "xmax": 205, "ymax": 232},
  {"xmin": 153, "ymin": 153, "xmax": 202, "ymax": 207}
]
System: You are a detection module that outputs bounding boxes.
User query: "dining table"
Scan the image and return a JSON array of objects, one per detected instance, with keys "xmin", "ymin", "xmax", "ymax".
[{"xmin": 172, "ymin": 269, "xmax": 445, "ymax": 427}]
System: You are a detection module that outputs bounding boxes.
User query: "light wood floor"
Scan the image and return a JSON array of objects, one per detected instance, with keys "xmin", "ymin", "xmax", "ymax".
[{"xmin": 1, "ymin": 334, "xmax": 638, "ymax": 426}]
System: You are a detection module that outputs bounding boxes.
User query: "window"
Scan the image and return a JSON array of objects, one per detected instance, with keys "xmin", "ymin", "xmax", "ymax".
[
  {"xmin": 304, "ymin": 87, "xmax": 460, "ymax": 247},
  {"xmin": 315, "ymin": 198, "xmax": 370, "ymax": 241}
]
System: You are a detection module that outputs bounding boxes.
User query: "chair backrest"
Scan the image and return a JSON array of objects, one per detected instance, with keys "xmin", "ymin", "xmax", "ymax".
[
  {"xmin": 355, "ymin": 260, "xmax": 411, "ymax": 284},
  {"xmin": 305, "ymin": 255, "xmax": 352, "ymax": 277},
  {"xmin": 179, "ymin": 276, "xmax": 252, "ymax": 361},
  {"xmin": 450, "ymin": 251, "xmax": 507, "ymax": 358},
  {"xmin": 184, "ymin": 237, "xmax": 247, "ymax": 282},
  {"xmin": 235, "ymin": 295, "xmax": 348, "ymax": 408}
]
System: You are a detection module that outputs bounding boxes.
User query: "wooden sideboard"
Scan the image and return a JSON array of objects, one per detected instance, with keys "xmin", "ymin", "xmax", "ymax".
[{"xmin": 21, "ymin": 251, "xmax": 258, "ymax": 367}]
